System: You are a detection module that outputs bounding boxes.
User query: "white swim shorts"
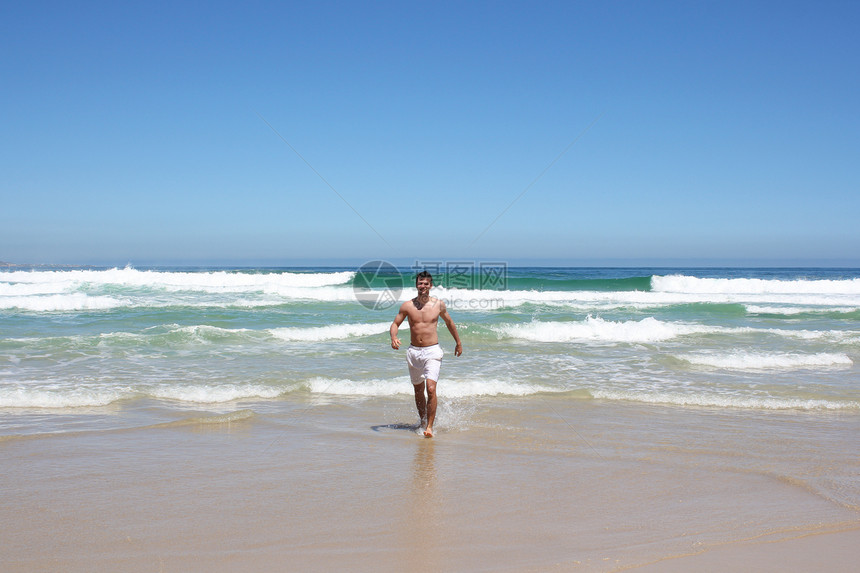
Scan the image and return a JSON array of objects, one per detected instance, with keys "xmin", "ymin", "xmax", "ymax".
[{"xmin": 406, "ymin": 344, "xmax": 443, "ymax": 385}]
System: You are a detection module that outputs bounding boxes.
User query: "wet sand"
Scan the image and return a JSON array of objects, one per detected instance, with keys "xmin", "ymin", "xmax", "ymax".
[
  {"xmin": 2, "ymin": 396, "xmax": 858, "ymax": 572},
  {"xmin": 630, "ymin": 528, "xmax": 860, "ymax": 572}
]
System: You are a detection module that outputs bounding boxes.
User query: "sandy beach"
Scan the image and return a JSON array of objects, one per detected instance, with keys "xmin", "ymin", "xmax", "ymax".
[{"xmin": 3, "ymin": 395, "xmax": 857, "ymax": 572}]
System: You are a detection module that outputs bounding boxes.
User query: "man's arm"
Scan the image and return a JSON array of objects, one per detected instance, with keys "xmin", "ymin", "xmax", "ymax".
[
  {"xmin": 439, "ymin": 301, "xmax": 463, "ymax": 356},
  {"xmin": 390, "ymin": 304, "xmax": 408, "ymax": 350}
]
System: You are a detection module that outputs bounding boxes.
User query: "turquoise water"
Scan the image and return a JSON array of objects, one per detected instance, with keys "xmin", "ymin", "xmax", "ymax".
[{"xmin": 1, "ymin": 266, "xmax": 859, "ymax": 424}]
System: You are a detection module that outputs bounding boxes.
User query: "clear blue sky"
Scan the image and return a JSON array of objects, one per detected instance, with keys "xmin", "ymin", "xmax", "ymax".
[{"xmin": 2, "ymin": 1, "xmax": 858, "ymax": 266}]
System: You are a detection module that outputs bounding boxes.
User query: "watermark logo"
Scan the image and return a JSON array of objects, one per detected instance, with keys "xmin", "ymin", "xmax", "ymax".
[
  {"xmin": 352, "ymin": 260, "xmax": 403, "ymax": 310},
  {"xmin": 353, "ymin": 260, "xmax": 508, "ymax": 311},
  {"xmin": 411, "ymin": 260, "xmax": 508, "ymax": 290}
]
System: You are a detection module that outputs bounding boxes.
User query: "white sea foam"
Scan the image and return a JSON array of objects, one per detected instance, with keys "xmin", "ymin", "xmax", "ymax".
[
  {"xmin": 592, "ymin": 389, "xmax": 860, "ymax": 410},
  {"xmin": 305, "ymin": 376, "xmax": 554, "ymax": 397},
  {"xmin": 2, "ymin": 268, "xmax": 354, "ymax": 291},
  {"xmin": 754, "ymin": 328, "xmax": 858, "ymax": 342},
  {"xmin": 492, "ymin": 317, "xmax": 712, "ymax": 343},
  {"xmin": 0, "ymin": 281, "xmax": 73, "ymax": 296},
  {"xmin": 0, "ymin": 294, "xmax": 124, "ymax": 312},
  {"xmin": 0, "ymin": 380, "xmax": 291, "ymax": 408},
  {"xmin": 306, "ymin": 377, "xmax": 409, "ymax": 396},
  {"xmin": 0, "ymin": 268, "xmax": 360, "ymax": 312},
  {"xmin": 5, "ymin": 269, "xmax": 860, "ymax": 313},
  {"xmin": 0, "ymin": 385, "xmax": 132, "ymax": 408},
  {"xmin": 680, "ymin": 351, "xmax": 853, "ymax": 370},
  {"xmin": 439, "ymin": 378, "xmax": 556, "ymax": 397},
  {"xmin": 171, "ymin": 324, "xmax": 250, "ymax": 336},
  {"xmin": 149, "ymin": 383, "xmax": 286, "ymax": 403},
  {"xmin": 434, "ymin": 284, "xmax": 860, "ymax": 311},
  {"xmin": 653, "ymin": 275, "xmax": 860, "ymax": 295},
  {"xmin": 745, "ymin": 305, "xmax": 859, "ymax": 315},
  {"xmin": 270, "ymin": 323, "xmax": 396, "ymax": 342},
  {"xmin": 430, "ymin": 286, "xmax": 630, "ymax": 307},
  {"xmin": 491, "ymin": 317, "xmax": 856, "ymax": 344},
  {"xmin": 259, "ymin": 285, "xmax": 357, "ymax": 301}
]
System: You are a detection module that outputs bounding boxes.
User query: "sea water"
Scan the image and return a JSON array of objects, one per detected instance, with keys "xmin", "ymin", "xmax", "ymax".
[{"xmin": 2, "ymin": 266, "xmax": 858, "ymax": 416}]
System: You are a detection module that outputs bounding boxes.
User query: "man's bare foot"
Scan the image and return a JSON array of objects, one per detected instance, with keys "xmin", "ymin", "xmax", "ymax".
[{"xmin": 423, "ymin": 427, "xmax": 434, "ymax": 438}]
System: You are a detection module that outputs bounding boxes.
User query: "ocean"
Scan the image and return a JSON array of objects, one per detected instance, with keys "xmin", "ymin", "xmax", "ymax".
[
  {"xmin": 2, "ymin": 265, "xmax": 858, "ymax": 415},
  {"xmin": 2, "ymin": 265, "xmax": 859, "ymax": 571}
]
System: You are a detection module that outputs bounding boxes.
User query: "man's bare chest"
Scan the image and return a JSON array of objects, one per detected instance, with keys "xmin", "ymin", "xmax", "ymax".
[{"xmin": 408, "ymin": 301, "xmax": 441, "ymax": 324}]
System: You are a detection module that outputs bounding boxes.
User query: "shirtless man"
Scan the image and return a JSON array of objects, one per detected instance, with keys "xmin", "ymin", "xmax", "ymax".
[{"xmin": 390, "ymin": 271, "xmax": 462, "ymax": 438}]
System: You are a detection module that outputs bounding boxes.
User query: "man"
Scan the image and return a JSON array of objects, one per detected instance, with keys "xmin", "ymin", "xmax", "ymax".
[{"xmin": 390, "ymin": 271, "xmax": 462, "ymax": 438}]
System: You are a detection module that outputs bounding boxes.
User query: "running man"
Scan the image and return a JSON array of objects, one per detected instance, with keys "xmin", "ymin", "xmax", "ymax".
[{"xmin": 390, "ymin": 271, "xmax": 463, "ymax": 437}]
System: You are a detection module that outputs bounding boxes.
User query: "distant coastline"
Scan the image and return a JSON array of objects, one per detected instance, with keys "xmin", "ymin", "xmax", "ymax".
[
  {"xmin": 0, "ymin": 261, "xmax": 99, "ymax": 269},
  {"xmin": 3, "ymin": 259, "xmax": 860, "ymax": 270}
]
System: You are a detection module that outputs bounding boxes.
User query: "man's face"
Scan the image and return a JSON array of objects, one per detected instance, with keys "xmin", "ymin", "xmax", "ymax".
[{"xmin": 416, "ymin": 277, "xmax": 432, "ymax": 295}]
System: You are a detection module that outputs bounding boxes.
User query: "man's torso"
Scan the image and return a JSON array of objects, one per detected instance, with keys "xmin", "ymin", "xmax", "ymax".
[{"xmin": 405, "ymin": 297, "xmax": 442, "ymax": 346}]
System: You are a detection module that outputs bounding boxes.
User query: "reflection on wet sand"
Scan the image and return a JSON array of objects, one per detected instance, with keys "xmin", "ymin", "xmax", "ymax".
[{"xmin": 400, "ymin": 438, "xmax": 439, "ymax": 572}]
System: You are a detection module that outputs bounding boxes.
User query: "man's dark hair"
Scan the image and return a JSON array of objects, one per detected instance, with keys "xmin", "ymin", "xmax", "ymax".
[{"xmin": 416, "ymin": 270, "xmax": 433, "ymax": 284}]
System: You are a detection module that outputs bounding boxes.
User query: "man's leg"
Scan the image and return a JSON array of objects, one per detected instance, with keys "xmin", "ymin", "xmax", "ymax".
[
  {"xmin": 413, "ymin": 381, "xmax": 427, "ymax": 428},
  {"xmin": 424, "ymin": 378, "xmax": 437, "ymax": 437}
]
